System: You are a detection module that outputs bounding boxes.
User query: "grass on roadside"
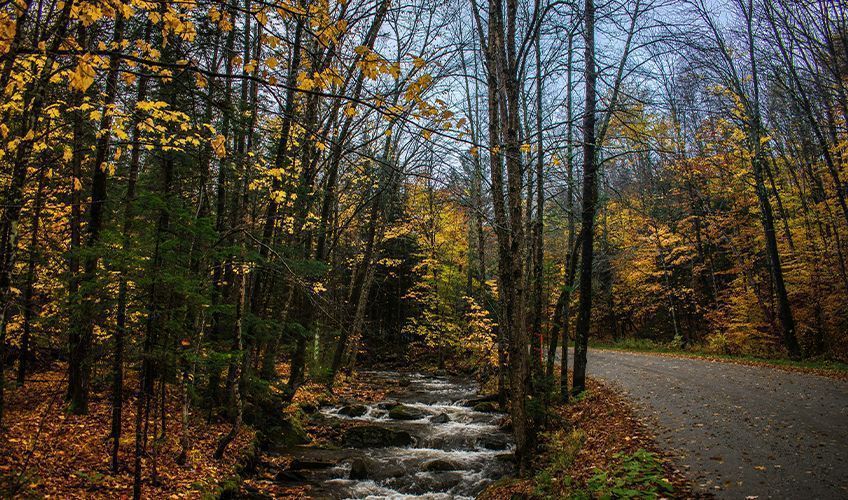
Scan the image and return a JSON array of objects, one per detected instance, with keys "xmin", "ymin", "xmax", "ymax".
[{"xmin": 591, "ymin": 338, "xmax": 848, "ymax": 376}]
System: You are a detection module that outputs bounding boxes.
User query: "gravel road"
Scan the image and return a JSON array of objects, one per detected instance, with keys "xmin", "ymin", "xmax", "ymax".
[{"xmin": 584, "ymin": 349, "xmax": 848, "ymax": 499}]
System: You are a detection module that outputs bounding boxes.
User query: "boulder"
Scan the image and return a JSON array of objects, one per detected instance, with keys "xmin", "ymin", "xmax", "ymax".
[
  {"xmin": 275, "ymin": 469, "xmax": 307, "ymax": 483},
  {"xmin": 349, "ymin": 458, "xmax": 368, "ymax": 480},
  {"xmin": 342, "ymin": 425, "xmax": 415, "ymax": 448},
  {"xmin": 377, "ymin": 400, "xmax": 400, "ymax": 410},
  {"xmin": 430, "ymin": 412, "xmax": 450, "ymax": 424},
  {"xmin": 388, "ymin": 404, "xmax": 425, "ymax": 420},
  {"xmin": 464, "ymin": 393, "xmax": 499, "ymax": 407},
  {"xmin": 480, "ymin": 436, "xmax": 509, "ymax": 451},
  {"xmin": 338, "ymin": 404, "xmax": 368, "ymax": 417},
  {"xmin": 472, "ymin": 401, "xmax": 500, "ymax": 413},
  {"xmin": 398, "ymin": 376, "xmax": 412, "ymax": 387},
  {"xmin": 424, "ymin": 459, "xmax": 460, "ymax": 472},
  {"xmin": 262, "ymin": 418, "xmax": 310, "ymax": 451}
]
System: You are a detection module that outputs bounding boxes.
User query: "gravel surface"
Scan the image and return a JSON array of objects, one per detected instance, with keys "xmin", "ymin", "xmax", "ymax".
[{"xmin": 584, "ymin": 349, "xmax": 848, "ymax": 499}]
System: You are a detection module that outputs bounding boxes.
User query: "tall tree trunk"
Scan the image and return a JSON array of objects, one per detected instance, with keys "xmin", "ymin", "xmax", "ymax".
[
  {"xmin": 0, "ymin": 0, "xmax": 73, "ymax": 349},
  {"xmin": 214, "ymin": 270, "xmax": 246, "ymax": 459},
  {"xmin": 16, "ymin": 164, "xmax": 47, "ymax": 386},
  {"xmin": 69, "ymin": 14, "xmax": 126, "ymax": 414},
  {"xmin": 547, "ymin": 29, "xmax": 575, "ymax": 403},
  {"xmin": 112, "ymin": 20, "xmax": 151, "ymax": 473},
  {"xmin": 572, "ymin": 0, "xmax": 597, "ymax": 396},
  {"xmin": 743, "ymin": 1, "xmax": 801, "ymax": 359},
  {"xmin": 531, "ymin": 30, "xmax": 545, "ymax": 386}
]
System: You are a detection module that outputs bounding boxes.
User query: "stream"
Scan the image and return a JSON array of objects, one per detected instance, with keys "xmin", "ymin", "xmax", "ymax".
[{"xmin": 288, "ymin": 371, "xmax": 514, "ymax": 499}]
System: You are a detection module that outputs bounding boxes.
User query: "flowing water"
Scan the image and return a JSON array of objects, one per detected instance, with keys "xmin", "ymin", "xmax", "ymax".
[{"xmin": 294, "ymin": 371, "xmax": 514, "ymax": 499}]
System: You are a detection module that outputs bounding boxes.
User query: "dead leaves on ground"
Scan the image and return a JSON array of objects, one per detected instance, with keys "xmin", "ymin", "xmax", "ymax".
[
  {"xmin": 1, "ymin": 366, "xmax": 254, "ymax": 499},
  {"xmin": 482, "ymin": 377, "xmax": 698, "ymax": 499}
]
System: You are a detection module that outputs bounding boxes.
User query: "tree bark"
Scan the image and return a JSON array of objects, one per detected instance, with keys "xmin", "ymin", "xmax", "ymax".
[{"xmin": 572, "ymin": 0, "xmax": 597, "ymax": 395}]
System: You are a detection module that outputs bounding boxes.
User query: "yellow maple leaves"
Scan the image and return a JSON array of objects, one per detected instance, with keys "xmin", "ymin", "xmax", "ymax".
[
  {"xmin": 73, "ymin": 1, "xmax": 103, "ymax": 27},
  {"xmin": 69, "ymin": 55, "xmax": 96, "ymax": 92},
  {"xmin": 355, "ymin": 46, "xmax": 400, "ymax": 81}
]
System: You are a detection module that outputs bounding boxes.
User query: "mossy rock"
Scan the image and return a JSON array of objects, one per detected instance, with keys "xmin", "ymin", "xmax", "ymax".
[
  {"xmin": 350, "ymin": 458, "xmax": 368, "ymax": 479},
  {"xmin": 338, "ymin": 404, "xmax": 368, "ymax": 417},
  {"xmin": 388, "ymin": 404, "xmax": 425, "ymax": 420},
  {"xmin": 430, "ymin": 412, "xmax": 450, "ymax": 424},
  {"xmin": 342, "ymin": 425, "xmax": 414, "ymax": 448},
  {"xmin": 424, "ymin": 459, "xmax": 460, "ymax": 472},
  {"xmin": 261, "ymin": 417, "xmax": 311, "ymax": 451}
]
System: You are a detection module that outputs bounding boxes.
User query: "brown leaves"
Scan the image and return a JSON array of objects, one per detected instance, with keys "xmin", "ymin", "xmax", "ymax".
[
  {"xmin": 0, "ymin": 367, "xmax": 254, "ymax": 499},
  {"xmin": 480, "ymin": 377, "xmax": 695, "ymax": 499}
]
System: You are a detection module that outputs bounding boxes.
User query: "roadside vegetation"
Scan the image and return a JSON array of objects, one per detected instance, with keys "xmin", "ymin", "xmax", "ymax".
[
  {"xmin": 482, "ymin": 379, "xmax": 691, "ymax": 499},
  {"xmin": 592, "ymin": 339, "xmax": 848, "ymax": 377}
]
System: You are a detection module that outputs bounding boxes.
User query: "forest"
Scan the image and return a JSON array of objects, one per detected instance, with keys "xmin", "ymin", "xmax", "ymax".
[{"xmin": 0, "ymin": 0, "xmax": 846, "ymax": 497}]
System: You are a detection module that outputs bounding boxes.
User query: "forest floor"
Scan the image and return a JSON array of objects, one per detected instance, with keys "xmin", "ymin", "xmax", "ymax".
[
  {"xmin": 584, "ymin": 348, "xmax": 848, "ymax": 498},
  {"xmin": 0, "ymin": 363, "xmax": 393, "ymax": 499},
  {"xmin": 0, "ymin": 366, "xmax": 255, "ymax": 499}
]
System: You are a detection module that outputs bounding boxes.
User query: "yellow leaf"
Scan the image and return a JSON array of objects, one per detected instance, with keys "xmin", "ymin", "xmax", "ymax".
[
  {"xmin": 69, "ymin": 57, "xmax": 96, "ymax": 92},
  {"xmin": 211, "ymin": 134, "xmax": 226, "ymax": 158}
]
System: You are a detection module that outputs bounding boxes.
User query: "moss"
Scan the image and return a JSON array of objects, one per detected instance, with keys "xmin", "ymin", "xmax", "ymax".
[
  {"xmin": 258, "ymin": 408, "xmax": 310, "ymax": 451},
  {"xmin": 533, "ymin": 429, "xmax": 585, "ymax": 498},
  {"xmin": 201, "ymin": 474, "xmax": 241, "ymax": 500}
]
